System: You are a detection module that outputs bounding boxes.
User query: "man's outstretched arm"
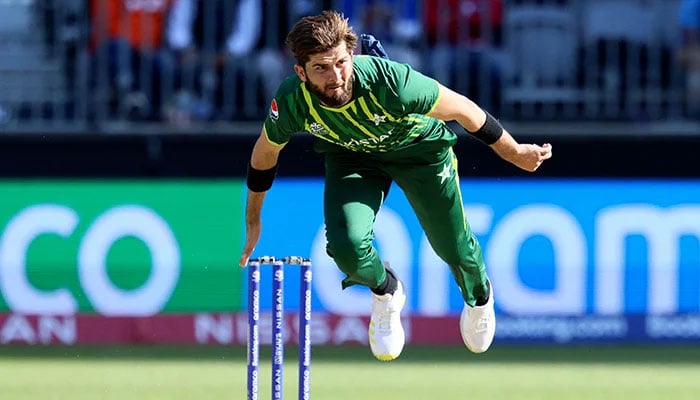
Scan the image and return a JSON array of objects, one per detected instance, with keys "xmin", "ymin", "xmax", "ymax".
[
  {"xmin": 239, "ymin": 128, "xmax": 285, "ymax": 267},
  {"xmin": 428, "ymin": 83, "xmax": 552, "ymax": 172}
]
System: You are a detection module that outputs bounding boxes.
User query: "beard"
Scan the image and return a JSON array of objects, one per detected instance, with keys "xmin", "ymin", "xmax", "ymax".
[{"xmin": 305, "ymin": 75, "xmax": 353, "ymax": 107}]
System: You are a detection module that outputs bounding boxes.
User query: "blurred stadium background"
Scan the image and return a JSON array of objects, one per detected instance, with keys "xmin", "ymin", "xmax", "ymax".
[{"xmin": 1, "ymin": 0, "xmax": 699, "ymax": 399}]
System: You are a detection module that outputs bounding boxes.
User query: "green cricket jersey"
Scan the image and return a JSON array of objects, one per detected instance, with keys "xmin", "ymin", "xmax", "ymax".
[{"xmin": 263, "ymin": 55, "xmax": 457, "ymax": 153}]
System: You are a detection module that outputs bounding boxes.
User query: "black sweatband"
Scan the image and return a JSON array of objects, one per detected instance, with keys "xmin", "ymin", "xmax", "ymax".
[
  {"xmin": 246, "ymin": 163, "xmax": 278, "ymax": 192},
  {"xmin": 467, "ymin": 110, "xmax": 504, "ymax": 145}
]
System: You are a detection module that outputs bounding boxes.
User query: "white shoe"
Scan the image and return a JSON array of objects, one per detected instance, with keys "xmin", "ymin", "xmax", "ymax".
[
  {"xmin": 460, "ymin": 281, "xmax": 495, "ymax": 353},
  {"xmin": 368, "ymin": 281, "xmax": 406, "ymax": 361}
]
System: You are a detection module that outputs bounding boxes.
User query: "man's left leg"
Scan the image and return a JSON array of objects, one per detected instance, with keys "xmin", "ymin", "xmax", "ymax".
[{"xmin": 390, "ymin": 148, "xmax": 495, "ymax": 353}]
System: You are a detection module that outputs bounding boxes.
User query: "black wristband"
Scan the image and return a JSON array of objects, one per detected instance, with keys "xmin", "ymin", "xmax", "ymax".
[
  {"xmin": 466, "ymin": 110, "xmax": 504, "ymax": 145},
  {"xmin": 246, "ymin": 162, "xmax": 278, "ymax": 192}
]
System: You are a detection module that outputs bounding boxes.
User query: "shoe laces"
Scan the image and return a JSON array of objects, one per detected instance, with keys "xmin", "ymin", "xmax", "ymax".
[{"xmin": 372, "ymin": 295, "xmax": 396, "ymax": 331}]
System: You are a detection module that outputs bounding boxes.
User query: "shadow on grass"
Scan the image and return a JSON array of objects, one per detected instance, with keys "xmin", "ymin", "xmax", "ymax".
[{"xmin": 1, "ymin": 344, "xmax": 700, "ymax": 365}]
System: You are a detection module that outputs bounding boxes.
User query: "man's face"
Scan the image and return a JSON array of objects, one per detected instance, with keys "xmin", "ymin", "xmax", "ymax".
[{"xmin": 294, "ymin": 42, "xmax": 354, "ymax": 108}]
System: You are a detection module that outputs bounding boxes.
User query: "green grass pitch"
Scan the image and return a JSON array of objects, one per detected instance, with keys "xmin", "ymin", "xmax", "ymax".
[{"xmin": 1, "ymin": 344, "xmax": 699, "ymax": 399}]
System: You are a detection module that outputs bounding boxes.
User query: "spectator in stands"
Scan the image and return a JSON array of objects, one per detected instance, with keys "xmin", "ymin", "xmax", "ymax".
[
  {"xmin": 340, "ymin": 0, "xmax": 423, "ymax": 70},
  {"xmin": 34, "ymin": 0, "xmax": 86, "ymax": 119},
  {"xmin": 679, "ymin": 0, "xmax": 700, "ymax": 117},
  {"xmin": 423, "ymin": 0, "xmax": 504, "ymax": 114},
  {"xmin": 89, "ymin": 0, "xmax": 177, "ymax": 121},
  {"xmin": 167, "ymin": 0, "xmax": 331, "ymax": 123}
]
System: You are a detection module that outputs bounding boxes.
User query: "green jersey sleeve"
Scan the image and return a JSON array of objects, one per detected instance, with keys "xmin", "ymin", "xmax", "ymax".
[
  {"xmin": 395, "ymin": 63, "xmax": 440, "ymax": 115},
  {"xmin": 370, "ymin": 57, "xmax": 440, "ymax": 115},
  {"xmin": 263, "ymin": 75, "xmax": 305, "ymax": 146}
]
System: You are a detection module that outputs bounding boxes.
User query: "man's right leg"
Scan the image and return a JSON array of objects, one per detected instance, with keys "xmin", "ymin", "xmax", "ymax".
[
  {"xmin": 323, "ymin": 156, "xmax": 390, "ymax": 289},
  {"xmin": 323, "ymin": 155, "xmax": 406, "ymax": 360}
]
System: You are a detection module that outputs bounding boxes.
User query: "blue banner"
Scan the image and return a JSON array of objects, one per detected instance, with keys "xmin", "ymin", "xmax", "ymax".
[{"xmin": 253, "ymin": 179, "xmax": 700, "ymax": 318}]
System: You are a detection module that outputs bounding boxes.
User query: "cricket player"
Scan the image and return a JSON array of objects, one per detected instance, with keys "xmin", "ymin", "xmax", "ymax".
[{"xmin": 239, "ymin": 11, "xmax": 552, "ymax": 361}]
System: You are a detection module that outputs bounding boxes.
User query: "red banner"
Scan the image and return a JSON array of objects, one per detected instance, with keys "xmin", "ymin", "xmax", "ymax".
[{"xmin": 0, "ymin": 313, "xmax": 462, "ymax": 346}]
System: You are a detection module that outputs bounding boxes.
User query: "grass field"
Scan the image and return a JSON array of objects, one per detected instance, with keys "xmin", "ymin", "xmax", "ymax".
[{"xmin": 1, "ymin": 344, "xmax": 699, "ymax": 399}]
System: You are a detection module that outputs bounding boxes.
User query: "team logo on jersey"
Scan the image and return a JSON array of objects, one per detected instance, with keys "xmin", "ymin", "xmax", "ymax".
[
  {"xmin": 269, "ymin": 99, "xmax": 279, "ymax": 120},
  {"xmin": 309, "ymin": 122, "xmax": 328, "ymax": 136}
]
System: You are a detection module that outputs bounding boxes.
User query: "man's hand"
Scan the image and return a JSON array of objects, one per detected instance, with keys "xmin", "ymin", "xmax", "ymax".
[
  {"xmin": 509, "ymin": 143, "xmax": 553, "ymax": 172},
  {"xmin": 490, "ymin": 130, "xmax": 553, "ymax": 172},
  {"xmin": 239, "ymin": 217, "xmax": 261, "ymax": 267}
]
